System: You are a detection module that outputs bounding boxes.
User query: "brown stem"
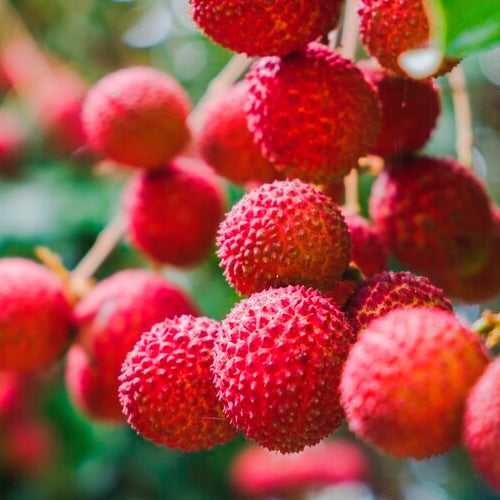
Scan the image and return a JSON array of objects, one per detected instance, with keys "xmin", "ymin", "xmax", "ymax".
[
  {"xmin": 339, "ymin": 0, "xmax": 359, "ymax": 60},
  {"xmin": 343, "ymin": 168, "xmax": 360, "ymax": 215}
]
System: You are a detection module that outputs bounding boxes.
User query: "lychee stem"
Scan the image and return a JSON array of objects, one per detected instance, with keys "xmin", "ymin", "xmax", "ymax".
[
  {"xmin": 449, "ymin": 64, "xmax": 473, "ymax": 168},
  {"xmin": 344, "ymin": 168, "xmax": 360, "ymax": 215},
  {"xmin": 472, "ymin": 310, "xmax": 500, "ymax": 349},
  {"xmin": 339, "ymin": 0, "xmax": 359, "ymax": 60}
]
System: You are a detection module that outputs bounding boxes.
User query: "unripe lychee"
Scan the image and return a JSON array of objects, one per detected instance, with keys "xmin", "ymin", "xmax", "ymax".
[
  {"xmin": 344, "ymin": 271, "xmax": 452, "ymax": 333},
  {"xmin": 119, "ymin": 315, "xmax": 237, "ymax": 450},
  {"xmin": 0, "ymin": 258, "xmax": 73, "ymax": 371},
  {"xmin": 341, "ymin": 307, "xmax": 490, "ymax": 459},
  {"xmin": 217, "ymin": 179, "xmax": 351, "ymax": 296},
  {"xmin": 213, "ymin": 286, "xmax": 355, "ymax": 453},
  {"xmin": 463, "ymin": 357, "xmax": 500, "ymax": 492},
  {"xmin": 360, "ymin": 63, "xmax": 440, "ymax": 157},
  {"xmin": 124, "ymin": 157, "xmax": 226, "ymax": 266},
  {"xmin": 66, "ymin": 269, "xmax": 199, "ymax": 423},
  {"xmin": 358, "ymin": 0, "xmax": 457, "ymax": 77},
  {"xmin": 246, "ymin": 43, "xmax": 381, "ymax": 183},
  {"xmin": 369, "ymin": 156, "xmax": 494, "ymax": 276},
  {"xmin": 197, "ymin": 82, "xmax": 278, "ymax": 185},
  {"xmin": 189, "ymin": 0, "xmax": 342, "ymax": 57},
  {"xmin": 83, "ymin": 66, "xmax": 191, "ymax": 168}
]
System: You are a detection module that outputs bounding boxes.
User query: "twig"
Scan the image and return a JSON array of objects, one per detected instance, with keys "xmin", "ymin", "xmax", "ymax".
[
  {"xmin": 343, "ymin": 169, "xmax": 360, "ymax": 215},
  {"xmin": 449, "ymin": 64, "xmax": 473, "ymax": 168}
]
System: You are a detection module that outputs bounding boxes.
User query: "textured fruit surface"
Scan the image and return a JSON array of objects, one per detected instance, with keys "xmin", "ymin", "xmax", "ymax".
[
  {"xmin": 361, "ymin": 63, "xmax": 440, "ymax": 157},
  {"xmin": 67, "ymin": 269, "xmax": 199, "ymax": 423},
  {"xmin": 119, "ymin": 315, "xmax": 237, "ymax": 450},
  {"xmin": 359, "ymin": 0, "xmax": 456, "ymax": 76},
  {"xmin": 197, "ymin": 82, "xmax": 278, "ymax": 185},
  {"xmin": 0, "ymin": 258, "xmax": 72, "ymax": 371},
  {"xmin": 213, "ymin": 286, "xmax": 355, "ymax": 453},
  {"xmin": 344, "ymin": 271, "xmax": 452, "ymax": 333},
  {"xmin": 125, "ymin": 157, "xmax": 225, "ymax": 266},
  {"xmin": 189, "ymin": 0, "xmax": 341, "ymax": 56},
  {"xmin": 217, "ymin": 179, "xmax": 351, "ymax": 296},
  {"xmin": 83, "ymin": 66, "xmax": 191, "ymax": 168},
  {"xmin": 341, "ymin": 307, "xmax": 489, "ymax": 459},
  {"xmin": 344, "ymin": 213, "xmax": 387, "ymax": 277},
  {"xmin": 369, "ymin": 156, "xmax": 494, "ymax": 276},
  {"xmin": 231, "ymin": 440, "xmax": 370, "ymax": 497},
  {"xmin": 464, "ymin": 357, "xmax": 500, "ymax": 492},
  {"xmin": 246, "ymin": 43, "xmax": 381, "ymax": 183}
]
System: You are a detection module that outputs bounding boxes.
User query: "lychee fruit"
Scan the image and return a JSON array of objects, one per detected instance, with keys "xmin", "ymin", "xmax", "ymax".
[
  {"xmin": 0, "ymin": 109, "xmax": 26, "ymax": 173},
  {"xmin": 124, "ymin": 157, "xmax": 226, "ymax": 267},
  {"xmin": 216, "ymin": 179, "xmax": 351, "ymax": 296},
  {"xmin": 82, "ymin": 66, "xmax": 191, "ymax": 168},
  {"xmin": 341, "ymin": 307, "xmax": 490, "ymax": 459},
  {"xmin": 66, "ymin": 269, "xmax": 199, "ymax": 423},
  {"xmin": 358, "ymin": 0, "xmax": 457, "ymax": 77},
  {"xmin": 369, "ymin": 156, "xmax": 494, "ymax": 277},
  {"xmin": 119, "ymin": 315, "xmax": 237, "ymax": 451},
  {"xmin": 0, "ymin": 258, "xmax": 73, "ymax": 371},
  {"xmin": 246, "ymin": 43, "xmax": 381, "ymax": 183},
  {"xmin": 213, "ymin": 286, "xmax": 355, "ymax": 453},
  {"xmin": 360, "ymin": 62, "xmax": 440, "ymax": 157},
  {"xmin": 344, "ymin": 271, "xmax": 452, "ymax": 333},
  {"xmin": 189, "ymin": 0, "xmax": 342, "ymax": 57},
  {"xmin": 197, "ymin": 81, "xmax": 278, "ymax": 185},
  {"xmin": 463, "ymin": 356, "xmax": 500, "ymax": 492}
]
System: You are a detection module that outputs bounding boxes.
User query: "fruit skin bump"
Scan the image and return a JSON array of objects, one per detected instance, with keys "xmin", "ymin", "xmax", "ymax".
[
  {"xmin": 341, "ymin": 307, "xmax": 489, "ymax": 459},
  {"xmin": 66, "ymin": 269, "xmax": 199, "ymax": 423},
  {"xmin": 124, "ymin": 157, "xmax": 226, "ymax": 267},
  {"xmin": 246, "ymin": 43, "xmax": 381, "ymax": 184},
  {"xmin": 82, "ymin": 66, "xmax": 191, "ymax": 169},
  {"xmin": 213, "ymin": 286, "xmax": 355, "ymax": 453},
  {"xmin": 189, "ymin": 0, "xmax": 342, "ymax": 57},
  {"xmin": 217, "ymin": 179, "xmax": 351, "ymax": 296},
  {"xmin": 119, "ymin": 315, "xmax": 237, "ymax": 451},
  {"xmin": 344, "ymin": 271, "xmax": 452, "ymax": 333},
  {"xmin": 463, "ymin": 357, "xmax": 500, "ymax": 492},
  {"xmin": 0, "ymin": 258, "xmax": 73, "ymax": 371}
]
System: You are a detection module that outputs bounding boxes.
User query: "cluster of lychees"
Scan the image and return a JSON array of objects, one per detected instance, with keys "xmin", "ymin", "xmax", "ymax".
[{"xmin": 1, "ymin": 0, "xmax": 500, "ymax": 495}]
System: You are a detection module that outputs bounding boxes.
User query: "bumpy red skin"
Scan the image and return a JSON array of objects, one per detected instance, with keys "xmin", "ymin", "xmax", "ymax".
[
  {"xmin": 344, "ymin": 213, "xmax": 387, "ymax": 277},
  {"xmin": 119, "ymin": 315, "xmax": 237, "ymax": 450},
  {"xmin": 189, "ymin": 0, "xmax": 341, "ymax": 57},
  {"xmin": 124, "ymin": 157, "xmax": 226, "ymax": 266},
  {"xmin": 369, "ymin": 156, "xmax": 494, "ymax": 277},
  {"xmin": 217, "ymin": 179, "xmax": 351, "ymax": 296},
  {"xmin": 213, "ymin": 286, "xmax": 355, "ymax": 453},
  {"xmin": 0, "ymin": 258, "xmax": 73, "ymax": 371},
  {"xmin": 464, "ymin": 357, "xmax": 500, "ymax": 492},
  {"xmin": 83, "ymin": 66, "xmax": 191, "ymax": 169},
  {"xmin": 66, "ymin": 269, "xmax": 199, "ymax": 423},
  {"xmin": 358, "ymin": 0, "xmax": 457, "ymax": 77},
  {"xmin": 344, "ymin": 271, "xmax": 452, "ymax": 333},
  {"xmin": 231, "ymin": 440, "xmax": 370, "ymax": 497},
  {"xmin": 246, "ymin": 43, "xmax": 381, "ymax": 184},
  {"xmin": 361, "ymin": 64, "xmax": 440, "ymax": 157},
  {"xmin": 197, "ymin": 82, "xmax": 278, "ymax": 185},
  {"xmin": 341, "ymin": 307, "xmax": 490, "ymax": 459}
]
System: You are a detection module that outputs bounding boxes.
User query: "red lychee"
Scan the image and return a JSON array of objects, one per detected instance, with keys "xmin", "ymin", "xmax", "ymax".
[
  {"xmin": 119, "ymin": 315, "xmax": 237, "ymax": 451},
  {"xmin": 344, "ymin": 271, "xmax": 452, "ymax": 333},
  {"xmin": 358, "ymin": 0, "xmax": 457, "ymax": 77},
  {"xmin": 341, "ymin": 307, "xmax": 489, "ymax": 459},
  {"xmin": 189, "ymin": 0, "xmax": 342, "ymax": 57},
  {"xmin": 369, "ymin": 156, "xmax": 494, "ymax": 277},
  {"xmin": 246, "ymin": 43, "xmax": 381, "ymax": 183},
  {"xmin": 0, "ymin": 110, "xmax": 26, "ymax": 173},
  {"xmin": 463, "ymin": 357, "xmax": 500, "ymax": 492},
  {"xmin": 124, "ymin": 157, "xmax": 226, "ymax": 266},
  {"xmin": 66, "ymin": 269, "xmax": 199, "ymax": 423},
  {"xmin": 216, "ymin": 179, "xmax": 351, "ymax": 296},
  {"xmin": 82, "ymin": 66, "xmax": 191, "ymax": 168},
  {"xmin": 213, "ymin": 286, "xmax": 355, "ymax": 453},
  {"xmin": 197, "ymin": 81, "xmax": 278, "ymax": 185},
  {"xmin": 360, "ymin": 62, "xmax": 440, "ymax": 157},
  {"xmin": 0, "ymin": 258, "xmax": 73, "ymax": 371}
]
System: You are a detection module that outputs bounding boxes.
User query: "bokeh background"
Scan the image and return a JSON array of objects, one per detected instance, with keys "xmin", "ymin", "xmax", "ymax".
[{"xmin": 0, "ymin": 0, "xmax": 499, "ymax": 499}]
